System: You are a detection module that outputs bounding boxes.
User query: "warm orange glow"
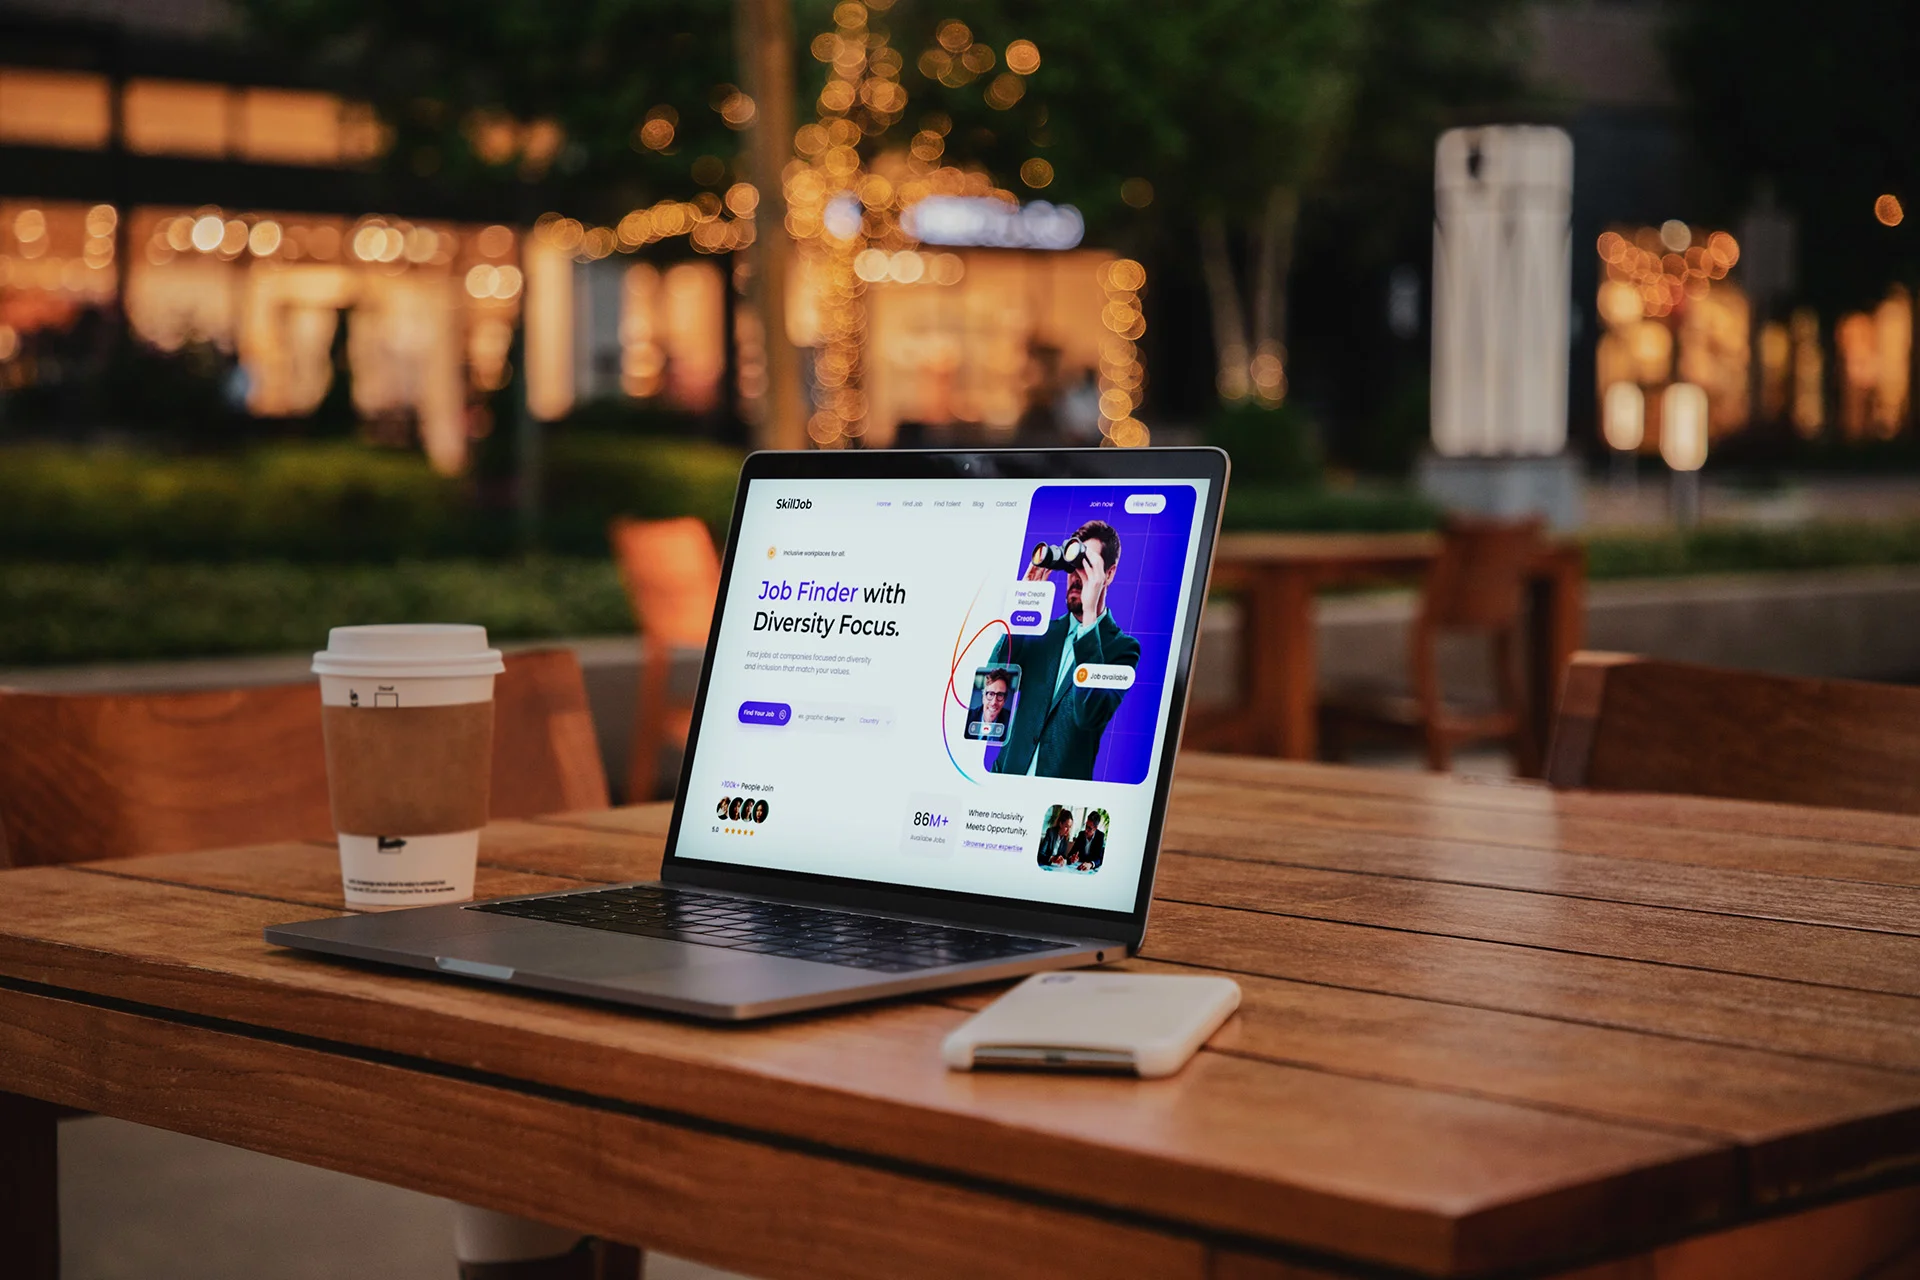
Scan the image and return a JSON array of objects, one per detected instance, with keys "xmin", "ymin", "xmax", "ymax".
[
  {"xmin": 637, "ymin": 117, "xmax": 675, "ymax": 151},
  {"xmin": 0, "ymin": 68, "xmax": 111, "ymax": 148},
  {"xmin": 1005, "ymin": 39, "xmax": 1041, "ymax": 75},
  {"xmin": 983, "ymin": 73, "xmax": 1026, "ymax": 110},
  {"xmin": 1020, "ymin": 158, "xmax": 1054, "ymax": 189},
  {"xmin": 718, "ymin": 91, "xmax": 756, "ymax": 128},
  {"xmin": 1876, "ymin": 194, "xmax": 1904, "ymax": 227},
  {"xmin": 1660, "ymin": 382, "xmax": 1709, "ymax": 470}
]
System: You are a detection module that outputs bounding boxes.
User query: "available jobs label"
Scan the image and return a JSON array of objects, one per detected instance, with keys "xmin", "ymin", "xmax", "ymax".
[{"xmin": 901, "ymin": 792, "xmax": 959, "ymax": 856}]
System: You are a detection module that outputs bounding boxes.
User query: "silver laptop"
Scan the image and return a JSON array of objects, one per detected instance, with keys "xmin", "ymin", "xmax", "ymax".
[{"xmin": 267, "ymin": 447, "xmax": 1228, "ymax": 1019}]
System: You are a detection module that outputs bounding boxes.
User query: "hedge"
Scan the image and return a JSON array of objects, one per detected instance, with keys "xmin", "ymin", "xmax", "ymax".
[
  {"xmin": 0, "ymin": 558, "xmax": 630, "ymax": 666},
  {"xmin": 0, "ymin": 436, "xmax": 744, "ymax": 562},
  {"xmin": 1584, "ymin": 520, "xmax": 1920, "ymax": 580}
]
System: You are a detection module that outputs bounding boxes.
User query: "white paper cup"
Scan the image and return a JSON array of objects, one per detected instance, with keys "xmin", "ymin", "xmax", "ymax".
[{"xmin": 313, "ymin": 625, "xmax": 505, "ymax": 908}]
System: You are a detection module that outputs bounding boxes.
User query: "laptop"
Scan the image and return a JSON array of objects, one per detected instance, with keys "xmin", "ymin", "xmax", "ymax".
[{"xmin": 267, "ymin": 447, "xmax": 1229, "ymax": 1020}]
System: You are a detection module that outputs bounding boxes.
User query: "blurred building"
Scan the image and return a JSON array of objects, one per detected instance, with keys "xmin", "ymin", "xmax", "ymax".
[
  {"xmin": 0, "ymin": 0, "xmax": 1125, "ymax": 464},
  {"xmin": 1532, "ymin": 0, "xmax": 1913, "ymax": 456}
]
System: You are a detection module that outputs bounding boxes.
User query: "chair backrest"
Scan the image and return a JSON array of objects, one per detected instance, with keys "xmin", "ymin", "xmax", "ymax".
[
  {"xmin": 608, "ymin": 516, "xmax": 722, "ymax": 649},
  {"xmin": 1421, "ymin": 514, "xmax": 1545, "ymax": 631},
  {"xmin": 1545, "ymin": 651, "xmax": 1920, "ymax": 814},
  {"xmin": 490, "ymin": 648, "xmax": 611, "ymax": 820},
  {"xmin": 0, "ymin": 647, "xmax": 608, "ymax": 869}
]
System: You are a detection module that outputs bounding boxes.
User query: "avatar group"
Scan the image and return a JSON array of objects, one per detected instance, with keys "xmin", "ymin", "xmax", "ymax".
[{"xmin": 716, "ymin": 796, "xmax": 771, "ymax": 823}]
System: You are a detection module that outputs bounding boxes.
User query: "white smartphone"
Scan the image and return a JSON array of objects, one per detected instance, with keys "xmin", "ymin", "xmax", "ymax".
[{"xmin": 942, "ymin": 971, "xmax": 1241, "ymax": 1078}]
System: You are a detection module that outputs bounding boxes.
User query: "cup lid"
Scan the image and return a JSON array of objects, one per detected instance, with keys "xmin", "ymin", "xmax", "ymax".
[{"xmin": 312, "ymin": 624, "xmax": 505, "ymax": 679}]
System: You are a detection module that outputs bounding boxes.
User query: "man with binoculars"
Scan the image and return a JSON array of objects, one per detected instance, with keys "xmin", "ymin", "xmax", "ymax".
[{"xmin": 988, "ymin": 518, "xmax": 1141, "ymax": 780}]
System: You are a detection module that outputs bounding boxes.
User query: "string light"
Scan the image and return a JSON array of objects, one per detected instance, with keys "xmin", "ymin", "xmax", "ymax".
[
  {"xmin": 1097, "ymin": 258, "xmax": 1149, "ymax": 447},
  {"xmin": 783, "ymin": 0, "xmax": 918, "ymax": 446}
]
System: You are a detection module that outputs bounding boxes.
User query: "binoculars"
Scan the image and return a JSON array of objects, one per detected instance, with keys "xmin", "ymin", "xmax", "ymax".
[{"xmin": 1030, "ymin": 539, "xmax": 1088, "ymax": 573}]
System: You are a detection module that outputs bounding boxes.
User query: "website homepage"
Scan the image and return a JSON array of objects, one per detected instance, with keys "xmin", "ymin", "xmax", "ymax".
[{"xmin": 677, "ymin": 476, "xmax": 1210, "ymax": 915}]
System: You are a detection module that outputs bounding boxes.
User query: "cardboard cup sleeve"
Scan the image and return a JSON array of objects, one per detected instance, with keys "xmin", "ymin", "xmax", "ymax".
[{"xmin": 321, "ymin": 702, "xmax": 494, "ymax": 836}]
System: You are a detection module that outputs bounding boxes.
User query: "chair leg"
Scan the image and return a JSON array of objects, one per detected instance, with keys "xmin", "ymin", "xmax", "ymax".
[
  {"xmin": 626, "ymin": 646, "xmax": 666, "ymax": 804},
  {"xmin": 455, "ymin": 1204, "xmax": 642, "ymax": 1280},
  {"xmin": 458, "ymin": 1237, "xmax": 641, "ymax": 1280},
  {"xmin": 1494, "ymin": 628, "xmax": 1540, "ymax": 777},
  {"xmin": 0, "ymin": 1092, "xmax": 58, "ymax": 1280},
  {"xmin": 1319, "ymin": 710, "xmax": 1349, "ymax": 763}
]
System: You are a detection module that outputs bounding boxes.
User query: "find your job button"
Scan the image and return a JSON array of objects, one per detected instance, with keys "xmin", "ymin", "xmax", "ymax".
[{"xmin": 738, "ymin": 700, "xmax": 791, "ymax": 725}]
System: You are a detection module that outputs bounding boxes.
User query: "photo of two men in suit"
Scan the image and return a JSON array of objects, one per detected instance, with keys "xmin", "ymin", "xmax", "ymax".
[
  {"xmin": 988, "ymin": 518, "xmax": 1140, "ymax": 781},
  {"xmin": 1035, "ymin": 805, "xmax": 1107, "ymax": 872}
]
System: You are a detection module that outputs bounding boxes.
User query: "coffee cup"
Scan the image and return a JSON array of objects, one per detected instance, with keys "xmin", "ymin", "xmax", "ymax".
[{"xmin": 312, "ymin": 625, "xmax": 505, "ymax": 908}]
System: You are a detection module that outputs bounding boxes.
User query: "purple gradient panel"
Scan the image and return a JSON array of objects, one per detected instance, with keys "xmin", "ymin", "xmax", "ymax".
[{"xmin": 983, "ymin": 484, "xmax": 1198, "ymax": 784}]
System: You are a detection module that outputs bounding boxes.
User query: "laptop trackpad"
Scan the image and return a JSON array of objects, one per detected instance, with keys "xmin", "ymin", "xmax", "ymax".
[{"xmin": 424, "ymin": 918, "xmax": 735, "ymax": 981}]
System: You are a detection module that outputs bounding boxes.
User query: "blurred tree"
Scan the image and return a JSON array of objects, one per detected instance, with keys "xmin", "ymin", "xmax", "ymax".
[
  {"xmin": 242, "ymin": 0, "xmax": 1526, "ymax": 439},
  {"xmin": 895, "ymin": 0, "xmax": 1367, "ymax": 407},
  {"xmin": 899, "ymin": 0, "xmax": 1529, "ymax": 411},
  {"xmin": 236, "ymin": 0, "xmax": 742, "ymax": 213},
  {"xmin": 1669, "ymin": 0, "xmax": 1920, "ymax": 314}
]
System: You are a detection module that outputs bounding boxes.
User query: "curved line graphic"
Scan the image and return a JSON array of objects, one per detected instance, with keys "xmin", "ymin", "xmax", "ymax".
[{"xmin": 941, "ymin": 578, "xmax": 1012, "ymax": 785}]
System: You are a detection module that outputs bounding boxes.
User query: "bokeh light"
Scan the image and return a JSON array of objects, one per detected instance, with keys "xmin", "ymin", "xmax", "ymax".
[{"xmin": 1004, "ymin": 39, "xmax": 1041, "ymax": 75}]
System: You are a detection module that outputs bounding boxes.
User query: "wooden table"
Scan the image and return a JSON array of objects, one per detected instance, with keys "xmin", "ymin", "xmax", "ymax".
[
  {"xmin": 1193, "ymin": 532, "xmax": 1587, "ymax": 765},
  {"xmin": 5, "ymin": 756, "xmax": 1920, "ymax": 1280}
]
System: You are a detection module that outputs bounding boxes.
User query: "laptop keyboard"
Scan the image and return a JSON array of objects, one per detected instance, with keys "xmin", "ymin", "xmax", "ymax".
[{"xmin": 473, "ymin": 884, "xmax": 1070, "ymax": 973}]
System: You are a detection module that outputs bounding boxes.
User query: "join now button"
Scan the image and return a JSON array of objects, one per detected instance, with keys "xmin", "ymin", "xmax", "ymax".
[
  {"xmin": 738, "ymin": 701, "xmax": 792, "ymax": 725},
  {"xmin": 1072, "ymin": 664, "xmax": 1136, "ymax": 691}
]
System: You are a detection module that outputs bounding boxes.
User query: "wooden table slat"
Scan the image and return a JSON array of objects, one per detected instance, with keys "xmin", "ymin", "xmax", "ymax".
[
  {"xmin": 1171, "ymin": 772, "xmax": 1920, "ymax": 889},
  {"xmin": 1143, "ymin": 900, "xmax": 1920, "ymax": 1074},
  {"xmin": 1164, "ymin": 808, "xmax": 1920, "ymax": 937},
  {"xmin": 1178, "ymin": 755, "xmax": 1920, "ymax": 866},
  {"xmin": 1155, "ymin": 855, "xmax": 1920, "ymax": 997}
]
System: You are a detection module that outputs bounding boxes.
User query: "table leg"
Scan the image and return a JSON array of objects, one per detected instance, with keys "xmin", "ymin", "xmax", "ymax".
[
  {"xmin": 1245, "ymin": 568, "xmax": 1317, "ymax": 759},
  {"xmin": 0, "ymin": 1091, "xmax": 58, "ymax": 1280},
  {"xmin": 1527, "ymin": 552, "xmax": 1586, "ymax": 777}
]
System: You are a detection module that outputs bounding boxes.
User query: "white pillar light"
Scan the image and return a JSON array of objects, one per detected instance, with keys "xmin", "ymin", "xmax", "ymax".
[
  {"xmin": 1660, "ymin": 381, "xmax": 1709, "ymax": 471},
  {"xmin": 1601, "ymin": 381, "xmax": 1645, "ymax": 452},
  {"xmin": 1430, "ymin": 125, "xmax": 1573, "ymax": 457}
]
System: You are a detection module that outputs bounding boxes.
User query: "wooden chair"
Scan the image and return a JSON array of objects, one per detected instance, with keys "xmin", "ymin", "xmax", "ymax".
[
  {"xmin": 0, "ymin": 647, "xmax": 608, "ymax": 869},
  {"xmin": 0, "ymin": 648, "xmax": 633, "ymax": 1280},
  {"xmin": 1545, "ymin": 652, "xmax": 1920, "ymax": 814},
  {"xmin": 608, "ymin": 516, "xmax": 720, "ymax": 803},
  {"xmin": 1322, "ymin": 514, "xmax": 1545, "ymax": 774}
]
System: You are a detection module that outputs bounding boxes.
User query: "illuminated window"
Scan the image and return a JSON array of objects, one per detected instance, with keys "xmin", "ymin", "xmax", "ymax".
[
  {"xmin": 124, "ymin": 80, "xmax": 231, "ymax": 158},
  {"xmin": 0, "ymin": 68, "xmax": 111, "ymax": 148},
  {"xmin": 239, "ymin": 89, "xmax": 343, "ymax": 165}
]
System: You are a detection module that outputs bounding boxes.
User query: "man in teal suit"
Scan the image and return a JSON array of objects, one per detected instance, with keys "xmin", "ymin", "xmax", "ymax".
[{"xmin": 989, "ymin": 519, "xmax": 1140, "ymax": 780}]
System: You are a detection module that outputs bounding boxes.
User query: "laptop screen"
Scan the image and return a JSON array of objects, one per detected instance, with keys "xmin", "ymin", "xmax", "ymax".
[{"xmin": 674, "ymin": 472, "xmax": 1211, "ymax": 916}]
